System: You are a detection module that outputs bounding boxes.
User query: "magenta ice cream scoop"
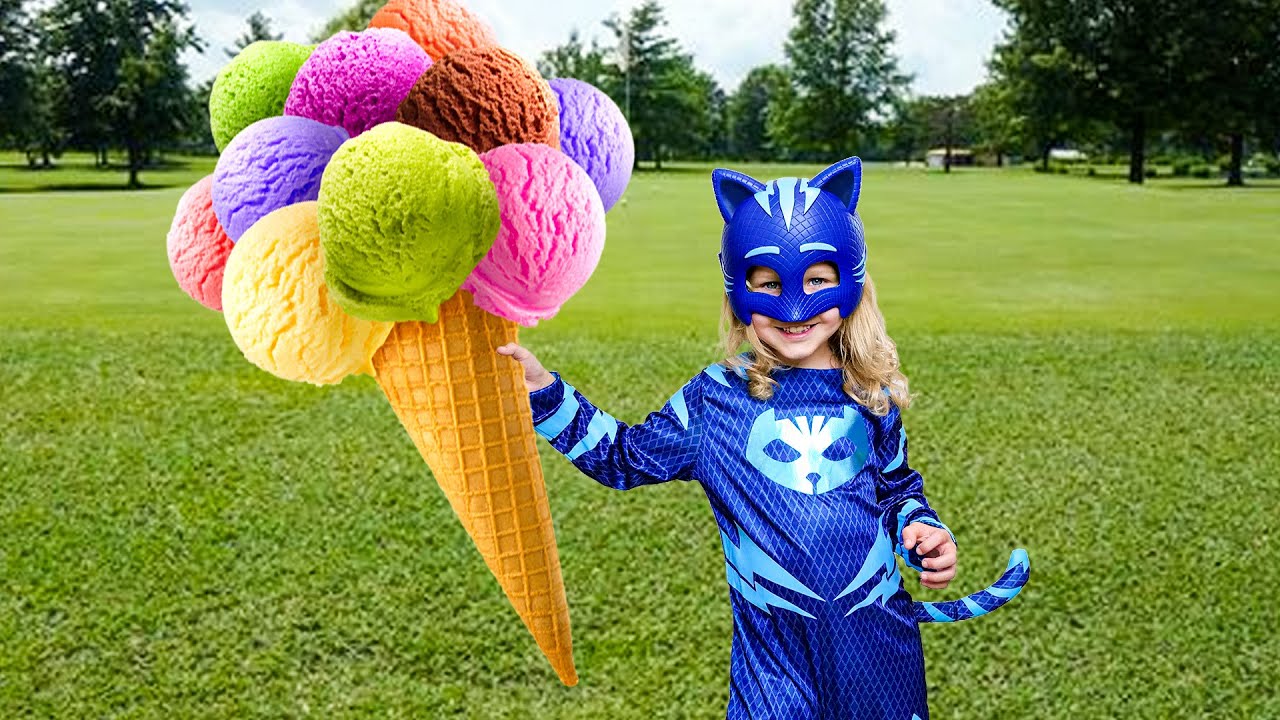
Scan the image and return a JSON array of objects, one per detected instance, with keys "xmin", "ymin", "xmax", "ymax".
[
  {"xmin": 285, "ymin": 28, "xmax": 432, "ymax": 138},
  {"xmin": 462, "ymin": 143, "xmax": 605, "ymax": 327},
  {"xmin": 548, "ymin": 78, "xmax": 634, "ymax": 212},
  {"xmin": 212, "ymin": 115, "xmax": 349, "ymax": 242}
]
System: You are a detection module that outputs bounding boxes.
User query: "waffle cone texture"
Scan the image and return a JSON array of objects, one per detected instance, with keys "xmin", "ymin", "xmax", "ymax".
[{"xmin": 372, "ymin": 290, "xmax": 576, "ymax": 685}]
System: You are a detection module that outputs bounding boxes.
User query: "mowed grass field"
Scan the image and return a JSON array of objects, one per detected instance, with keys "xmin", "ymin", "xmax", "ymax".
[{"xmin": 1, "ymin": 158, "xmax": 1278, "ymax": 718}]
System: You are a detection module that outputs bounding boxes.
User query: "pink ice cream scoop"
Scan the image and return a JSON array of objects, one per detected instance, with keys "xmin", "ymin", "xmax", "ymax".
[
  {"xmin": 167, "ymin": 175, "xmax": 235, "ymax": 311},
  {"xmin": 285, "ymin": 28, "xmax": 432, "ymax": 138},
  {"xmin": 462, "ymin": 143, "xmax": 605, "ymax": 326}
]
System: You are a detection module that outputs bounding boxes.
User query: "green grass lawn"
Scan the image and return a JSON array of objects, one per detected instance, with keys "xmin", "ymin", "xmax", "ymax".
[{"xmin": 1, "ymin": 166, "xmax": 1277, "ymax": 718}]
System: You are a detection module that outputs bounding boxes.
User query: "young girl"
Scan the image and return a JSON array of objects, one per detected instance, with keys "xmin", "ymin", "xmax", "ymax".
[{"xmin": 498, "ymin": 158, "xmax": 1027, "ymax": 719}]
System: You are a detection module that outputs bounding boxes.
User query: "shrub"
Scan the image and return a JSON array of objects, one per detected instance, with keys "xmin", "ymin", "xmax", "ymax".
[
  {"xmin": 1191, "ymin": 164, "xmax": 1214, "ymax": 179},
  {"xmin": 1087, "ymin": 167, "xmax": 1097, "ymax": 177},
  {"xmin": 1145, "ymin": 167, "xmax": 1159, "ymax": 179},
  {"xmin": 1058, "ymin": 166, "xmax": 1070, "ymax": 174},
  {"xmin": 1172, "ymin": 158, "xmax": 1194, "ymax": 177}
]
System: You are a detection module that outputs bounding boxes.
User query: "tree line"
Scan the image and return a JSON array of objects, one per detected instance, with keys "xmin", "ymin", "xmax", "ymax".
[{"xmin": 1, "ymin": 0, "xmax": 1278, "ymax": 186}]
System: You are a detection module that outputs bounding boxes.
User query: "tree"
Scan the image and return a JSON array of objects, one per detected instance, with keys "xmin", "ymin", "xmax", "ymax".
[
  {"xmin": 602, "ymin": 1, "xmax": 691, "ymax": 169},
  {"xmin": 993, "ymin": 0, "xmax": 1206, "ymax": 183},
  {"xmin": 108, "ymin": 13, "xmax": 200, "ymax": 187},
  {"xmin": 226, "ymin": 10, "xmax": 281, "ymax": 58},
  {"xmin": 0, "ymin": 0, "xmax": 34, "ymax": 147},
  {"xmin": 971, "ymin": 82, "xmax": 1019, "ymax": 166},
  {"xmin": 987, "ymin": 36, "xmax": 1089, "ymax": 171},
  {"xmin": 780, "ymin": 0, "xmax": 910, "ymax": 159},
  {"xmin": 1176, "ymin": 0, "xmax": 1280, "ymax": 185},
  {"xmin": 537, "ymin": 29, "xmax": 608, "ymax": 88},
  {"xmin": 726, "ymin": 65, "xmax": 791, "ymax": 161},
  {"xmin": 41, "ymin": 0, "xmax": 123, "ymax": 165},
  {"xmin": 312, "ymin": 0, "xmax": 381, "ymax": 42}
]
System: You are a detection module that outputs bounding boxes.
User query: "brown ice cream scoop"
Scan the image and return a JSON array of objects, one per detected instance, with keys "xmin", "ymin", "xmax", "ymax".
[{"xmin": 396, "ymin": 46, "xmax": 560, "ymax": 154}]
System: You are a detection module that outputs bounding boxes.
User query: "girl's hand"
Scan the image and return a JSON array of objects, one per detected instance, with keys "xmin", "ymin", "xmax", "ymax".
[
  {"xmin": 496, "ymin": 343, "xmax": 556, "ymax": 393},
  {"xmin": 902, "ymin": 522, "xmax": 957, "ymax": 590}
]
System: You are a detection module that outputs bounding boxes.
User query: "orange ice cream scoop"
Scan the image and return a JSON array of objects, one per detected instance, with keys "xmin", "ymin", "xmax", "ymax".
[
  {"xmin": 397, "ymin": 46, "xmax": 559, "ymax": 154},
  {"xmin": 368, "ymin": 0, "xmax": 495, "ymax": 61}
]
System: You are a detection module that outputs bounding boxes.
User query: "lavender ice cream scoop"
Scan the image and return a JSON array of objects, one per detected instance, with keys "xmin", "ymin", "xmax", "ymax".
[
  {"xmin": 285, "ymin": 28, "xmax": 432, "ymax": 139},
  {"xmin": 212, "ymin": 115, "xmax": 349, "ymax": 242},
  {"xmin": 548, "ymin": 78, "xmax": 634, "ymax": 212}
]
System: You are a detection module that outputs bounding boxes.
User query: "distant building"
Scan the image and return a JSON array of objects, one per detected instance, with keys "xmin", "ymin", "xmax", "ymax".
[
  {"xmin": 926, "ymin": 148, "xmax": 974, "ymax": 169},
  {"xmin": 1049, "ymin": 148, "xmax": 1088, "ymax": 163}
]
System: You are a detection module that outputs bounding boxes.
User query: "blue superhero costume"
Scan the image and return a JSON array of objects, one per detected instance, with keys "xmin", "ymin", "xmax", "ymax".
[{"xmin": 530, "ymin": 158, "xmax": 1028, "ymax": 719}]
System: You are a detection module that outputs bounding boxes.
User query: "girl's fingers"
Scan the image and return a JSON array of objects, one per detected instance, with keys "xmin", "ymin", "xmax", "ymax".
[
  {"xmin": 915, "ymin": 530, "xmax": 949, "ymax": 556},
  {"xmin": 901, "ymin": 525, "xmax": 919, "ymax": 550},
  {"xmin": 921, "ymin": 566, "xmax": 956, "ymax": 587},
  {"xmin": 921, "ymin": 546, "xmax": 957, "ymax": 571}
]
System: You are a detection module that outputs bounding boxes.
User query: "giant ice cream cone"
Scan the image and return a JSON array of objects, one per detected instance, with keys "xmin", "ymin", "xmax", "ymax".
[{"xmin": 372, "ymin": 290, "xmax": 576, "ymax": 685}]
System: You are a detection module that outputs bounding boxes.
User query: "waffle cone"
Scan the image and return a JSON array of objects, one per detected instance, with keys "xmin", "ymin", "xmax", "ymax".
[{"xmin": 373, "ymin": 290, "xmax": 576, "ymax": 686}]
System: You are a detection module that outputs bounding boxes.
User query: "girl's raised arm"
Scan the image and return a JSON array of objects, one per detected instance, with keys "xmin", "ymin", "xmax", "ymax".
[{"xmin": 500, "ymin": 343, "xmax": 705, "ymax": 490}]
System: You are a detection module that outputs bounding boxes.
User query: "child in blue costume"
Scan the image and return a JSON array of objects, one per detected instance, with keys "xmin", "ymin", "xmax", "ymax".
[{"xmin": 499, "ymin": 158, "xmax": 1028, "ymax": 719}]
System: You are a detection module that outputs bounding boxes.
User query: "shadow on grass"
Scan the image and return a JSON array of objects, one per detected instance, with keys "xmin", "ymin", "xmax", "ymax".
[{"xmin": 0, "ymin": 182, "xmax": 186, "ymax": 194}]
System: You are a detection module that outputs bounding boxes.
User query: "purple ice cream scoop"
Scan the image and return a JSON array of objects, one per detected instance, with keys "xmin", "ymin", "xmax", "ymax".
[
  {"xmin": 285, "ymin": 28, "xmax": 432, "ymax": 139},
  {"xmin": 212, "ymin": 115, "xmax": 349, "ymax": 242},
  {"xmin": 548, "ymin": 78, "xmax": 634, "ymax": 212}
]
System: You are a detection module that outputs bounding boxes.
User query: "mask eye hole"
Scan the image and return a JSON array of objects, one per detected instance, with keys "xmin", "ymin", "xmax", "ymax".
[
  {"xmin": 803, "ymin": 262, "xmax": 840, "ymax": 295},
  {"xmin": 764, "ymin": 439, "xmax": 800, "ymax": 463},
  {"xmin": 823, "ymin": 436, "xmax": 855, "ymax": 461},
  {"xmin": 747, "ymin": 266, "xmax": 782, "ymax": 296}
]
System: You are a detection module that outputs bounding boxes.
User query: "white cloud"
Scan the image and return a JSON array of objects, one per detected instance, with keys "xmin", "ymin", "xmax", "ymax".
[{"xmin": 184, "ymin": 0, "xmax": 1007, "ymax": 96}]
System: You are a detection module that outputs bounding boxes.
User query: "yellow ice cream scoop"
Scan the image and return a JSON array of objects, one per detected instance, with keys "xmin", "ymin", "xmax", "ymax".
[{"xmin": 222, "ymin": 202, "xmax": 393, "ymax": 385}]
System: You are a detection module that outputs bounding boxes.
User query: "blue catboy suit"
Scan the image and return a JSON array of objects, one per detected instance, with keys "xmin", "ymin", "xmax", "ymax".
[{"xmin": 529, "ymin": 159, "xmax": 1028, "ymax": 719}]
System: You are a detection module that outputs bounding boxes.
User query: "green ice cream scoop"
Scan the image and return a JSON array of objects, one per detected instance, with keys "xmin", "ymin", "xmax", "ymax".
[
  {"xmin": 318, "ymin": 122, "xmax": 500, "ymax": 323},
  {"xmin": 210, "ymin": 41, "xmax": 313, "ymax": 151}
]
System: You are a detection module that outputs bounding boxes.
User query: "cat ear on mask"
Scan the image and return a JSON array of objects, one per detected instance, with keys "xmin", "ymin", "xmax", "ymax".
[
  {"xmin": 811, "ymin": 156, "xmax": 862, "ymax": 214},
  {"xmin": 711, "ymin": 169, "xmax": 766, "ymax": 223}
]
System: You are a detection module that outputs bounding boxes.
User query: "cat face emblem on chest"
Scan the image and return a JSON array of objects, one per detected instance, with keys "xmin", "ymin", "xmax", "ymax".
[{"xmin": 744, "ymin": 407, "xmax": 870, "ymax": 495}]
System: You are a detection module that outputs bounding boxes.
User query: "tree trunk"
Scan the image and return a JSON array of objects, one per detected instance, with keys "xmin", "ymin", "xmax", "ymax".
[
  {"xmin": 997, "ymin": 151, "xmax": 1005, "ymax": 168},
  {"xmin": 944, "ymin": 106, "xmax": 955, "ymax": 173},
  {"xmin": 654, "ymin": 144, "xmax": 662, "ymax": 171},
  {"xmin": 42, "ymin": 149, "xmax": 51, "ymax": 167},
  {"xmin": 1041, "ymin": 143, "xmax": 1051, "ymax": 171},
  {"xmin": 1227, "ymin": 132, "xmax": 1244, "ymax": 187},
  {"xmin": 127, "ymin": 141, "xmax": 142, "ymax": 189},
  {"xmin": 1128, "ymin": 113, "xmax": 1146, "ymax": 184}
]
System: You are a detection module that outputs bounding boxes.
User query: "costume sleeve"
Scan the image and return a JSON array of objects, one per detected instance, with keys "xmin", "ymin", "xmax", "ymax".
[
  {"xmin": 528, "ymin": 371, "xmax": 704, "ymax": 490},
  {"xmin": 875, "ymin": 404, "xmax": 956, "ymax": 571}
]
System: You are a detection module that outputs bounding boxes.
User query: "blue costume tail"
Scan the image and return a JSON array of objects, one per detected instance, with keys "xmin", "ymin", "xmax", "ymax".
[{"xmin": 913, "ymin": 549, "xmax": 1030, "ymax": 623}]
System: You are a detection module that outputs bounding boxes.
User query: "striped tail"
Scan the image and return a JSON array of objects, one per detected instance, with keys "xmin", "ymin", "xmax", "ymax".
[{"xmin": 913, "ymin": 549, "xmax": 1029, "ymax": 624}]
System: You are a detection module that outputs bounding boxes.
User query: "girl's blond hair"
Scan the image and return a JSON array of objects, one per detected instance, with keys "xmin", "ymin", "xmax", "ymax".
[{"xmin": 719, "ymin": 275, "xmax": 910, "ymax": 415}]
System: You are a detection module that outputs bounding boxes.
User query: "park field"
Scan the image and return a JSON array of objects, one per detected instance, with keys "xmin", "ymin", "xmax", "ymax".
[{"xmin": 1, "ymin": 161, "xmax": 1278, "ymax": 718}]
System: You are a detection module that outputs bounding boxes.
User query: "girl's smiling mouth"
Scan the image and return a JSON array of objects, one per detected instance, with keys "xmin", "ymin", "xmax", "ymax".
[{"xmin": 778, "ymin": 324, "xmax": 815, "ymax": 338}]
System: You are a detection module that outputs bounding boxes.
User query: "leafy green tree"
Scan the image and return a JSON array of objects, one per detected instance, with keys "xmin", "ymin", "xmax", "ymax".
[
  {"xmin": 1175, "ymin": 0, "xmax": 1280, "ymax": 185},
  {"xmin": 602, "ymin": 1, "xmax": 702, "ymax": 169},
  {"xmin": 987, "ymin": 37, "xmax": 1089, "ymax": 171},
  {"xmin": 226, "ymin": 10, "xmax": 282, "ymax": 58},
  {"xmin": 0, "ymin": 0, "xmax": 35, "ymax": 148},
  {"xmin": 780, "ymin": 0, "xmax": 909, "ymax": 159},
  {"xmin": 970, "ymin": 81, "xmax": 1020, "ymax": 166},
  {"xmin": 311, "ymin": 0, "xmax": 380, "ymax": 42},
  {"xmin": 108, "ymin": 15, "xmax": 200, "ymax": 187},
  {"xmin": 41, "ymin": 0, "xmax": 122, "ymax": 165},
  {"xmin": 537, "ymin": 29, "xmax": 608, "ymax": 88},
  {"xmin": 993, "ymin": 0, "xmax": 1206, "ymax": 183},
  {"xmin": 726, "ymin": 65, "xmax": 791, "ymax": 161}
]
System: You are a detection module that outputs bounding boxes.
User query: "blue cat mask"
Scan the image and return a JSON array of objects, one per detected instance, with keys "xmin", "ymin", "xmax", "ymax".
[{"xmin": 713, "ymin": 157, "xmax": 866, "ymax": 325}]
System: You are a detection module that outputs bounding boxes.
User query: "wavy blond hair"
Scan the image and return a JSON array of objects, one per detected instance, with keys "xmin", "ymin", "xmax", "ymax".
[{"xmin": 719, "ymin": 275, "xmax": 910, "ymax": 415}]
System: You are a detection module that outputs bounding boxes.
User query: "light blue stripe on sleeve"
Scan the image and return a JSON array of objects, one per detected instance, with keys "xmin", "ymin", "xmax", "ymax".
[
  {"xmin": 884, "ymin": 426, "xmax": 906, "ymax": 473},
  {"xmin": 567, "ymin": 408, "xmax": 619, "ymax": 460},
  {"xmin": 669, "ymin": 386, "xmax": 689, "ymax": 429},
  {"xmin": 534, "ymin": 381, "xmax": 579, "ymax": 441}
]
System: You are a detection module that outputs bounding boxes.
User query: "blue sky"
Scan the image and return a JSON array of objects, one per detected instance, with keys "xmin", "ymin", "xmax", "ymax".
[{"xmin": 185, "ymin": 0, "xmax": 1009, "ymax": 96}]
